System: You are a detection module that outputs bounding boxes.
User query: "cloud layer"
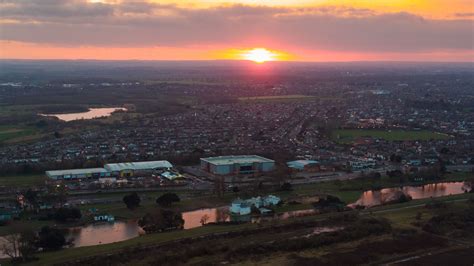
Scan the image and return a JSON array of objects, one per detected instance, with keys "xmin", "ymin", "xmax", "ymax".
[{"xmin": 0, "ymin": 0, "xmax": 473, "ymax": 58}]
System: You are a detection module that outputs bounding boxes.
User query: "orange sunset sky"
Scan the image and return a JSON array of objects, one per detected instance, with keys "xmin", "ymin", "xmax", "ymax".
[{"xmin": 0, "ymin": 0, "xmax": 473, "ymax": 61}]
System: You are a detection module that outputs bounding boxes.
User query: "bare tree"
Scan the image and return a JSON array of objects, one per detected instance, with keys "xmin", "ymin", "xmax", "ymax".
[
  {"xmin": 1, "ymin": 225, "xmax": 37, "ymax": 262},
  {"xmin": 1, "ymin": 234, "xmax": 20, "ymax": 260},
  {"xmin": 200, "ymin": 214, "xmax": 210, "ymax": 225}
]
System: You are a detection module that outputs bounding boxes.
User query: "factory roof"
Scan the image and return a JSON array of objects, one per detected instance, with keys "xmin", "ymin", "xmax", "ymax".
[
  {"xmin": 46, "ymin": 168, "xmax": 108, "ymax": 178},
  {"xmin": 201, "ymin": 155, "xmax": 274, "ymax": 165},
  {"xmin": 287, "ymin": 160, "xmax": 319, "ymax": 170},
  {"xmin": 104, "ymin": 160, "xmax": 172, "ymax": 172}
]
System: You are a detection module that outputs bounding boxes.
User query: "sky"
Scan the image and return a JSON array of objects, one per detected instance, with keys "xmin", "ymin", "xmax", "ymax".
[{"xmin": 0, "ymin": 0, "xmax": 473, "ymax": 61}]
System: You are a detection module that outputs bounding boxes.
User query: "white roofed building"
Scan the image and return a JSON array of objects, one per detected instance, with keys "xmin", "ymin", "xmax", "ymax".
[{"xmin": 104, "ymin": 160, "xmax": 173, "ymax": 178}]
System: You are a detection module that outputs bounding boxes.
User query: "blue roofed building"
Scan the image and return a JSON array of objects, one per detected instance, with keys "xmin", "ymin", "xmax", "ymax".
[{"xmin": 287, "ymin": 160, "xmax": 320, "ymax": 172}]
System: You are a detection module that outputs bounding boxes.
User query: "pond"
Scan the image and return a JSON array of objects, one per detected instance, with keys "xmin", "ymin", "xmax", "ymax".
[
  {"xmin": 39, "ymin": 107, "xmax": 126, "ymax": 122},
  {"xmin": 351, "ymin": 181, "xmax": 471, "ymax": 208},
  {"xmin": 68, "ymin": 220, "xmax": 144, "ymax": 247}
]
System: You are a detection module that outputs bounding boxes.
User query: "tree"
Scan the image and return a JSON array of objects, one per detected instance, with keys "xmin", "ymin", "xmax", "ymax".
[
  {"xmin": 138, "ymin": 209, "xmax": 184, "ymax": 233},
  {"xmin": 18, "ymin": 230, "xmax": 37, "ymax": 262},
  {"xmin": 200, "ymin": 214, "xmax": 210, "ymax": 225},
  {"xmin": 123, "ymin": 192, "xmax": 141, "ymax": 210},
  {"xmin": 280, "ymin": 182, "xmax": 292, "ymax": 191},
  {"xmin": 2, "ymin": 234, "xmax": 20, "ymax": 260},
  {"xmin": 156, "ymin": 193, "xmax": 180, "ymax": 207},
  {"xmin": 1, "ymin": 226, "xmax": 37, "ymax": 262},
  {"xmin": 37, "ymin": 226, "xmax": 65, "ymax": 251},
  {"xmin": 24, "ymin": 189, "xmax": 39, "ymax": 210},
  {"xmin": 54, "ymin": 207, "xmax": 82, "ymax": 223}
]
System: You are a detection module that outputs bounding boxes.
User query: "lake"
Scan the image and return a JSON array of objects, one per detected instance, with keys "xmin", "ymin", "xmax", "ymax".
[{"xmin": 40, "ymin": 107, "xmax": 126, "ymax": 122}]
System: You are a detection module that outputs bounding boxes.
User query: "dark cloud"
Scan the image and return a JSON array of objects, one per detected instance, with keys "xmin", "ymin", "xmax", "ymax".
[
  {"xmin": 454, "ymin": 12, "xmax": 474, "ymax": 17},
  {"xmin": 0, "ymin": 1, "xmax": 472, "ymax": 53}
]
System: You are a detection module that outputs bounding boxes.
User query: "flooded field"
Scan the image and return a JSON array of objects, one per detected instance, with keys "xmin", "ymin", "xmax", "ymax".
[
  {"xmin": 351, "ymin": 181, "xmax": 471, "ymax": 207},
  {"xmin": 68, "ymin": 220, "xmax": 144, "ymax": 247},
  {"xmin": 67, "ymin": 181, "xmax": 472, "ymax": 248}
]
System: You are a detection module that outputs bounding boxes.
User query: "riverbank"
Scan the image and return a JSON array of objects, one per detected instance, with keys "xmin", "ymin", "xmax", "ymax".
[{"xmin": 15, "ymin": 192, "xmax": 473, "ymax": 266}]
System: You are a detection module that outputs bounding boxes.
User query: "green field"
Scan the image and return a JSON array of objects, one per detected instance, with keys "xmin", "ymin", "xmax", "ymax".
[
  {"xmin": 0, "ymin": 125, "xmax": 39, "ymax": 144},
  {"xmin": 0, "ymin": 174, "xmax": 48, "ymax": 187},
  {"xmin": 332, "ymin": 129, "xmax": 450, "ymax": 143}
]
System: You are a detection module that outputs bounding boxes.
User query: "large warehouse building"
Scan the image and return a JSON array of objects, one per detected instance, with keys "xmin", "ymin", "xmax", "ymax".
[
  {"xmin": 104, "ymin": 160, "xmax": 173, "ymax": 177},
  {"xmin": 46, "ymin": 168, "xmax": 110, "ymax": 180},
  {"xmin": 200, "ymin": 155, "xmax": 275, "ymax": 176},
  {"xmin": 46, "ymin": 160, "xmax": 173, "ymax": 180}
]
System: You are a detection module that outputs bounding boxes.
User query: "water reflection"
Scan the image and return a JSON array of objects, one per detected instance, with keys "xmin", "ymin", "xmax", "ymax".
[
  {"xmin": 66, "ymin": 181, "xmax": 472, "ymax": 248},
  {"xmin": 68, "ymin": 220, "xmax": 143, "ymax": 247},
  {"xmin": 40, "ymin": 107, "xmax": 126, "ymax": 122},
  {"xmin": 352, "ymin": 182, "xmax": 470, "ymax": 208},
  {"xmin": 182, "ymin": 208, "xmax": 230, "ymax": 229}
]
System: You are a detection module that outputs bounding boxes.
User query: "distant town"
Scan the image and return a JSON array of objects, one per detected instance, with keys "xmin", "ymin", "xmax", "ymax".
[{"xmin": 0, "ymin": 61, "xmax": 473, "ymax": 265}]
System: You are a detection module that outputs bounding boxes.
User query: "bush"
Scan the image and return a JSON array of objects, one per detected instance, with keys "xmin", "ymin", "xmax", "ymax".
[
  {"xmin": 37, "ymin": 226, "xmax": 66, "ymax": 251},
  {"xmin": 156, "ymin": 193, "xmax": 180, "ymax": 207},
  {"xmin": 54, "ymin": 207, "xmax": 82, "ymax": 223},
  {"xmin": 138, "ymin": 209, "xmax": 184, "ymax": 232},
  {"xmin": 280, "ymin": 182, "xmax": 292, "ymax": 191},
  {"xmin": 123, "ymin": 192, "xmax": 141, "ymax": 210}
]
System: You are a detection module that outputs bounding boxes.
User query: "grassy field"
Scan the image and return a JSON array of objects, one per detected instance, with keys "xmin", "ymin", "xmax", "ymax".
[
  {"xmin": 18, "ymin": 193, "xmax": 473, "ymax": 266},
  {"xmin": 332, "ymin": 129, "xmax": 450, "ymax": 143},
  {"xmin": 0, "ymin": 174, "xmax": 47, "ymax": 187},
  {"xmin": 0, "ymin": 125, "xmax": 40, "ymax": 144}
]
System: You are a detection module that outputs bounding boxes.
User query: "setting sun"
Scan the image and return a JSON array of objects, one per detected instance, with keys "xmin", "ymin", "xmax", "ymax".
[{"xmin": 243, "ymin": 48, "xmax": 275, "ymax": 63}]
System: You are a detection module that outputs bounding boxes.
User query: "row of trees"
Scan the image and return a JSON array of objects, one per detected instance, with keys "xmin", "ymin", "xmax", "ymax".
[
  {"xmin": 122, "ymin": 192, "xmax": 181, "ymax": 210},
  {"xmin": 1, "ymin": 226, "xmax": 66, "ymax": 263}
]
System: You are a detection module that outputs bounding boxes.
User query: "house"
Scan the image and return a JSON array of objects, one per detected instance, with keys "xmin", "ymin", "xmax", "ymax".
[
  {"xmin": 94, "ymin": 214, "xmax": 115, "ymax": 222},
  {"xmin": 230, "ymin": 200, "xmax": 251, "ymax": 215},
  {"xmin": 230, "ymin": 195, "xmax": 281, "ymax": 215},
  {"xmin": 287, "ymin": 160, "xmax": 320, "ymax": 172}
]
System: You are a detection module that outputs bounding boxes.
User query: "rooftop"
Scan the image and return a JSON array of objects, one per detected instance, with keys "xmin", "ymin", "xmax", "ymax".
[
  {"xmin": 201, "ymin": 155, "xmax": 274, "ymax": 165},
  {"xmin": 46, "ymin": 168, "xmax": 108, "ymax": 177},
  {"xmin": 287, "ymin": 160, "xmax": 319, "ymax": 170},
  {"xmin": 104, "ymin": 161, "xmax": 173, "ymax": 171}
]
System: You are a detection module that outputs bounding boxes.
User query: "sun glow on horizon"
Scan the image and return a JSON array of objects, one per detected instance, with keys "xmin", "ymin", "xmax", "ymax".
[{"xmin": 242, "ymin": 48, "xmax": 279, "ymax": 63}]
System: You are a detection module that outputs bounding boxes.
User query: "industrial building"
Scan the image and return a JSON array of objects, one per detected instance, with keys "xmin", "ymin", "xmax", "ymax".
[
  {"xmin": 348, "ymin": 159, "xmax": 376, "ymax": 170},
  {"xmin": 287, "ymin": 160, "xmax": 320, "ymax": 172},
  {"xmin": 200, "ymin": 155, "xmax": 275, "ymax": 175},
  {"xmin": 46, "ymin": 168, "xmax": 110, "ymax": 180},
  {"xmin": 104, "ymin": 160, "xmax": 173, "ymax": 177},
  {"xmin": 46, "ymin": 160, "xmax": 173, "ymax": 180}
]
